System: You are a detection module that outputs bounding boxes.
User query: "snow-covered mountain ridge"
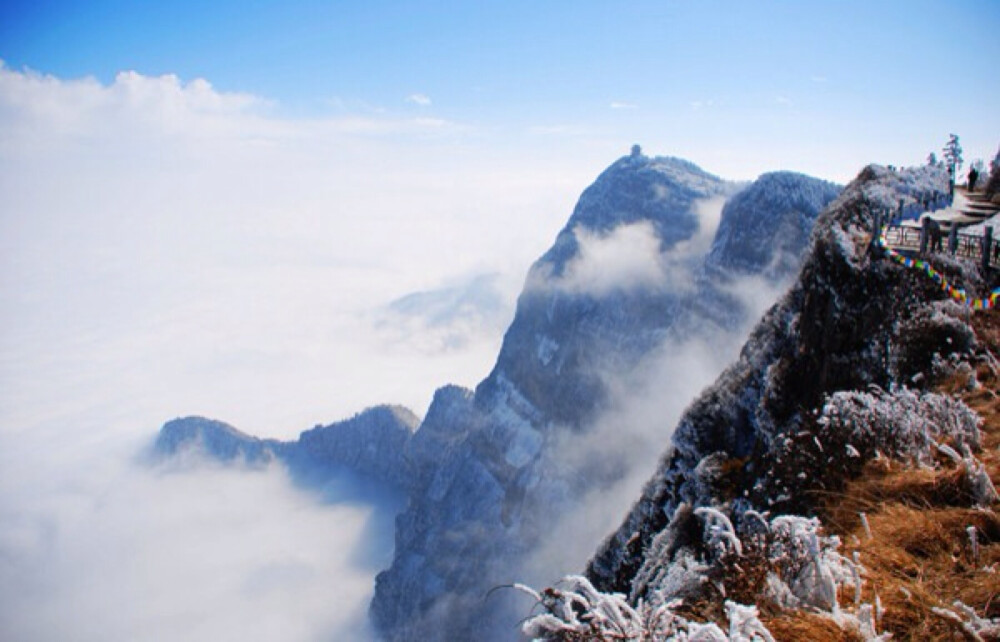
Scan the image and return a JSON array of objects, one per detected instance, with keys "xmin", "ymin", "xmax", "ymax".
[{"xmin": 151, "ymin": 150, "xmax": 844, "ymax": 640}]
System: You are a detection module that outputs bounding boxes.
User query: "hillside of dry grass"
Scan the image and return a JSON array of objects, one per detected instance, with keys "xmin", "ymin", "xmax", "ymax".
[{"xmin": 765, "ymin": 310, "xmax": 1000, "ymax": 641}]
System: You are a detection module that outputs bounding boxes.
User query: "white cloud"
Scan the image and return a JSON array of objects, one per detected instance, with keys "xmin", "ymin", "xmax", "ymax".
[
  {"xmin": 610, "ymin": 101, "xmax": 638, "ymax": 110},
  {"xmin": 0, "ymin": 423, "xmax": 388, "ymax": 642},
  {"xmin": 540, "ymin": 196, "xmax": 727, "ymax": 298},
  {"xmin": 0, "ymin": 64, "xmax": 586, "ymax": 435},
  {"xmin": 406, "ymin": 92, "xmax": 432, "ymax": 106},
  {"xmin": 0, "ymin": 65, "xmax": 598, "ymax": 640},
  {"xmin": 374, "ymin": 272, "xmax": 519, "ymax": 355},
  {"xmin": 775, "ymin": 95, "xmax": 792, "ymax": 105},
  {"xmin": 556, "ymin": 222, "xmax": 672, "ymax": 296}
]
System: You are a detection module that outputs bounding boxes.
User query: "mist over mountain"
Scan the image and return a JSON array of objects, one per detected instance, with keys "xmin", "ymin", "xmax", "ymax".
[{"xmin": 153, "ymin": 149, "xmax": 844, "ymax": 640}]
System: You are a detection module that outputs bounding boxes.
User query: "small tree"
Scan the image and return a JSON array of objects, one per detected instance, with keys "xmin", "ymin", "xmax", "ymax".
[
  {"xmin": 927, "ymin": 152, "xmax": 938, "ymax": 166},
  {"xmin": 943, "ymin": 134, "xmax": 963, "ymax": 179}
]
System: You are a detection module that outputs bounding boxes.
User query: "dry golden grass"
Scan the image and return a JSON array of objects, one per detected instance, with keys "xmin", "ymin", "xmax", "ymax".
[
  {"xmin": 784, "ymin": 309, "xmax": 1000, "ymax": 642},
  {"xmin": 762, "ymin": 612, "xmax": 863, "ymax": 642}
]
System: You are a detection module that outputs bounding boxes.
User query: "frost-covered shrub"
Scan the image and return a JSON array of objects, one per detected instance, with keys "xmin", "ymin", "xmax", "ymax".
[
  {"xmin": 760, "ymin": 386, "xmax": 982, "ymax": 512},
  {"xmin": 521, "ymin": 506, "xmax": 877, "ymax": 640},
  {"xmin": 712, "ymin": 512, "xmax": 856, "ymax": 614},
  {"xmin": 963, "ymin": 456, "xmax": 1000, "ymax": 507},
  {"xmin": 816, "ymin": 386, "xmax": 981, "ymax": 463},
  {"xmin": 517, "ymin": 574, "xmax": 773, "ymax": 642},
  {"xmin": 892, "ymin": 300, "xmax": 976, "ymax": 384},
  {"xmin": 630, "ymin": 505, "xmax": 857, "ymax": 616},
  {"xmin": 931, "ymin": 601, "xmax": 1000, "ymax": 640}
]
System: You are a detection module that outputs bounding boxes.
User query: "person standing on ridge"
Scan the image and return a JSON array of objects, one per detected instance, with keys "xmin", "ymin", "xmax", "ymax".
[{"xmin": 969, "ymin": 166, "xmax": 980, "ymax": 192}]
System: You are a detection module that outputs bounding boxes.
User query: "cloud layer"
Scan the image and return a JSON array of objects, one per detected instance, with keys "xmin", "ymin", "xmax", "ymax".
[
  {"xmin": 0, "ymin": 66, "xmax": 596, "ymax": 641},
  {"xmin": 0, "ymin": 424, "xmax": 390, "ymax": 641},
  {"xmin": 0, "ymin": 63, "xmax": 589, "ymax": 435}
]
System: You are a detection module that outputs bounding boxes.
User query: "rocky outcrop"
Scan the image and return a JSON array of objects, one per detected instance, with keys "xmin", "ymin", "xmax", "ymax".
[
  {"xmin": 151, "ymin": 405, "xmax": 419, "ymax": 489},
  {"xmin": 586, "ymin": 163, "xmax": 962, "ymax": 600},
  {"xmin": 295, "ymin": 406, "xmax": 419, "ymax": 488}
]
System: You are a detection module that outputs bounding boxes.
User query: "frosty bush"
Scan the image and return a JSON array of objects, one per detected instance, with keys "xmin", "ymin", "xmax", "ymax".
[
  {"xmin": 760, "ymin": 385, "xmax": 982, "ymax": 513},
  {"xmin": 518, "ymin": 507, "xmax": 881, "ymax": 640},
  {"xmin": 816, "ymin": 386, "xmax": 981, "ymax": 463},
  {"xmin": 712, "ymin": 512, "xmax": 856, "ymax": 614},
  {"xmin": 516, "ymin": 574, "xmax": 772, "ymax": 641}
]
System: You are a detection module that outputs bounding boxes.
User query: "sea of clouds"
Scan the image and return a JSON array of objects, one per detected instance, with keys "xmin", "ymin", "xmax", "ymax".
[{"xmin": 0, "ymin": 64, "xmax": 593, "ymax": 641}]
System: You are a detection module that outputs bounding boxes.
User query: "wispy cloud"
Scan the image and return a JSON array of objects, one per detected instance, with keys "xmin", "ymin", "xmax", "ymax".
[
  {"xmin": 405, "ymin": 92, "xmax": 432, "ymax": 106},
  {"xmin": 530, "ymin": 196, "xmax": 727, "ymax": 299},
  {"xmin": 811, "ymin": 75, "xmax": 828, "ymax": 83},
  {"xmin": 610, "ymin": 101, "xmax": 638, "ymax": 110},
  {"xmin": 690, "ymin": 98, "xmax": 717, "ymax": 111},
  {"xmin": 775, "ymin": 95, "xmax": 792, "ymax": 105}
]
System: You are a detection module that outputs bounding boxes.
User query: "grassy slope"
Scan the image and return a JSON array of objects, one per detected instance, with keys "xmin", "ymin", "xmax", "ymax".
[{"xmin": 766, "ymin": 310, "xmax": 1000, "ymax": 641}]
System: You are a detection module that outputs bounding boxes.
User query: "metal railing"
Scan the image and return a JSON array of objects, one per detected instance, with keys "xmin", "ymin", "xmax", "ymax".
[{"xmin": 882, "ymin": 224, "xmax": 995, "ymax": 266}]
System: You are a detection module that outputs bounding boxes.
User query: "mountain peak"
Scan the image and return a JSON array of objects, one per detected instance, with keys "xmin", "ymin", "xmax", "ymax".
[{"xmin": 705, "ymin": 171, "xmax": 842, "ymax": 277}]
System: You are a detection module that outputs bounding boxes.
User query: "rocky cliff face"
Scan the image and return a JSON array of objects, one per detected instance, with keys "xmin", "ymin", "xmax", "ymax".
[
  {"xmin": 294, "ymin": 406, "xmax": 419, "ymax": 488},
  {"xmin": 371, "ymin": 154, "xmax": 842, "ymax": 641},
  {"xmin": 586, "ymin": 163, "xmax": 959, "ymax": 600},
  {"xmin": 705, "ymin": 171, "xmax": 841, "ymax": 278}
]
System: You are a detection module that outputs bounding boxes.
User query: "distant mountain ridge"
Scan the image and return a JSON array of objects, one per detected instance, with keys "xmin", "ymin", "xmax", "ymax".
[
  {"xmin": 706, "ymin": 170, "xmax": 842, "ymax": 277},
  {"xmin": 154, "ymin": 406, "xmax": 419, "ymax": 489}
]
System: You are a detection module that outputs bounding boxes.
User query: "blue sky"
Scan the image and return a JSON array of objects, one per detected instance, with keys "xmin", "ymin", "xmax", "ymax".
[{"xmin": 2, "ymin": 0, "xmax": 998, "ymax": 179}]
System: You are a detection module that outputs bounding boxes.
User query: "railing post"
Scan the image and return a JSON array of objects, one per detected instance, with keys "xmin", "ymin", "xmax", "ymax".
[
  {"xmin": 984, "ymin": 227, "xmax": 994, "ymax": 272},
  {"xmin": 920, "ymin": 217, "xmax": 930, "ymax": 254},
  {"xmin": 949, "ymin": 225, "xmax": 959, "ymax": 255},
  {"xmin": 871, "ymin": 208, "xmax": 882, "ymax": 254}
]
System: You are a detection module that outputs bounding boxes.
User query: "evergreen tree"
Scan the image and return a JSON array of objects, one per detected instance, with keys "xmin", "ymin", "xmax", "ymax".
[{"xmin": 942, "ymin": 134, "xmax": 963, "ymax": 179}]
